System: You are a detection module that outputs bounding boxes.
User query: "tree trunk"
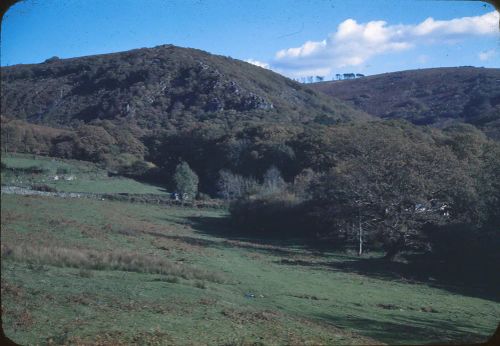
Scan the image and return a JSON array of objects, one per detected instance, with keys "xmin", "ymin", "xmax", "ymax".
[
  {"xmin": 358, "ymin": 210, "xmax": 363, "ymax": 256},
  {"xmin": 384, "ymin": 237, "xmax": 405, "ymax": 261},
  {"xmin": 383, "ymin": 247, "xmax": 400, "ymax": 261}
]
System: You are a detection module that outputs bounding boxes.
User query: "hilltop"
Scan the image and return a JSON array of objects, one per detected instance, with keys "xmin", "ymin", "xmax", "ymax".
[
  {"xmin": 310, "ymin": 67, "xmax": 500, "ymax": 139},
  {"xmin": 1, "ymin": 44, "xmax": 368, "ymax": 129}
]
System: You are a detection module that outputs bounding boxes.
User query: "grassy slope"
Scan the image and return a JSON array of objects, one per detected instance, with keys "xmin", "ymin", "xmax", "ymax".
[
  {"xmin": 2, "ymin": 193, "xmax": 499, "ymax": 345},
  {"xmin": 1, "ymin": 153, "xmax": 168, "ymax": 195}
]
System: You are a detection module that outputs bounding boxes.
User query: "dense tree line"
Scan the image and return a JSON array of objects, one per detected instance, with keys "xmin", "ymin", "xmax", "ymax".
[
  {"xmin": 2, "ymin": 114, "xmax": 499, "ymax": 261},
  {"xmin": 225, "ymin": 122, "xmax": 500, "ymax": 260}
]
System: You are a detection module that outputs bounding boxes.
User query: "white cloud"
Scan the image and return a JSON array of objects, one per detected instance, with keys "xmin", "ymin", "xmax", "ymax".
[
  {"xmin": 412, "ymin": 11, "xmax": 498, "ymax": 36},
  {"xmin": 276, "ymin": 40, "xmax": 326, "ymax": 59},
  {"xmin": 478, "ymin": 49, "xmax": 497, "ymax": 61},
  {"xmin": 271, "ymin": 11, "xmax": 499, "ymax": 77},
  {"xmin": 245, "ymin": 59, "xmax": 269, "ymax": 69}
]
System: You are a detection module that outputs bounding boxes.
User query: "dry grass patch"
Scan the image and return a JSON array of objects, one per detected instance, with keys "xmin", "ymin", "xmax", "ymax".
[
  {"xmin": 150, "ymin": 275, "xmax": 180, "ymax": 284},
  {"xmin": 64, "ymin": 329, "xmax": 174, "ymax": 346},
  {"xmin": 65, "ymin": 293, "xmax": 175, "ymax": 314},
  {"xmin": 198, "ymin": 297, "xmax": 218, "ymax": 306},
  {"xmin": 13, "ymin": 309, "xmax": 35, "ymax": 330},
  {"xmin": 50, "ymin": 218, "xmax": 105, "ymax": 239},
  {"xmin": 102, "ymin": 209, "xmax": 173, "ymax": 234},
  {"xmin": 290, "ymin": 293, "xmax": 328, "ymax": 301},
  {"xmin": 151, "ymin": 237, "xmax": 207, "ymax": 255},
  {"xmin": 115, "ymin": 228, "xmax": 140, "ymax": 237},
  {"xmin": 1, "ymin": 243, "xmax": 225, "ymax": 283},
  {"xmin": 1, "ymin": 279, "xmax": 25, "ymax": 302},
  {"xmin": 1, "ymin": 210, "xmax": 24, "ymax": 223},
  {"xmin": 221, "ymin": 308, "xmax": 281, "ymax": 325}
]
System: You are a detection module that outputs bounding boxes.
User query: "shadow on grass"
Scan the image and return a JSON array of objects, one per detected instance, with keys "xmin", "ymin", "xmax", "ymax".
[
  {"xmin": 324, "ymin": 256, "xmax": 500, "ymax": 303},
  {"xmin": 315, "ymin": 313, "xmax": 491, "ymax": 345},
  {"xmin": 186, "ymin": 215, "xmax": 500, "ymax": 303},
  {"xmin": 185, "ymin": 215, "xmax": 338, "ymax": 258},
  {"xmin": 145, "ymin": 225, "xmax": 302, "ymax": 257},
  {"xmin": 271, "ymin": 253, "xmax": 500, "ymax": 303}
]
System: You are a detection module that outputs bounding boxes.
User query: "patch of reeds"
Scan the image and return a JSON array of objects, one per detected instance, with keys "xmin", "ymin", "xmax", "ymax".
[{"xmin": 1, "ymin": 243, "xmax": 225, "ymax": 283}]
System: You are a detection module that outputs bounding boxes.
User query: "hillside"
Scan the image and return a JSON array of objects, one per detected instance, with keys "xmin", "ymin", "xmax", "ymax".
[
  {"xmin": 310, "ymin": 67, "xmax": 500, "ymax": 139},
  {"xmin": 2, "ymin": 49, "xmax": 500, "ymax": 345},
  {"xmin": 1, "ymin": 44, "xmax": 368, "ymax": 129}
]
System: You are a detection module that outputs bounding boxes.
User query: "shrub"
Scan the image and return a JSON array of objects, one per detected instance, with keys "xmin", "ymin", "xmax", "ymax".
[
  {"xmin": 194, "ymin": 281, "xmax": 207, "ymax": 289},
  {"xmin": 31, "ymin": 184, "xmax": 57, "ymax": 192},
  {"xmin": 26, "ymin": 165, "xmax": 47, "ymax": 174},
  {"xmin": 196, "ymin": 192, "xmax": 211, "ymax": 201},
  {"xmin": 229, "ymin": 192, "xmax": 308, "ymax": 236},
  {"xmin": 163, "ymin": 276, "xmax": 180, "ymax": 284},
  {"xmin": 217, "ymin": 170, "xmax": 261, "ymax": 200},
  {"xmin": 56, "ymin": 167, "xmax": 70, "ymax": 174},
  {"xmin": 173, "ymin": 161, "xmax": 199, "ymax": 199},
  {"xmin": 262, "ymin": 166, "xmax": 286, "ymax": 195}
]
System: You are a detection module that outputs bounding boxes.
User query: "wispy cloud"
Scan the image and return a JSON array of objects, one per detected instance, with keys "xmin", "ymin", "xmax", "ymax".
[
  {"xmin": 478, "ymin": 49, "xmax": 497, "ymax": 61},
  {"xmin": 261, "ymin": 11, "xmax": 499, "ymax": 77},
  {"xmin": 245, "ymin": 59, "xmax": 269, "ymax": 69}
]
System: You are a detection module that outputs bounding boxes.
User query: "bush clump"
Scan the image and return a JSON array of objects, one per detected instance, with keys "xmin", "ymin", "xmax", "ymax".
[
  {"xmin": 229, "ymin": 192, "xmax": 307, "ymax": 236},
  {"xmin": 31, "ymin": 184, "xmax": 57, "ymax": 192}
]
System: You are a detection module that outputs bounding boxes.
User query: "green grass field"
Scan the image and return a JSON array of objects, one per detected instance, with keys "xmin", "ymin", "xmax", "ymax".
[
  {"xmin": 2, "ymin": 191, "xmax": 499, "ymax": 345},
  {"xmin": 1, "ymin": 153, "xmax": 168, "ymax": 195}
]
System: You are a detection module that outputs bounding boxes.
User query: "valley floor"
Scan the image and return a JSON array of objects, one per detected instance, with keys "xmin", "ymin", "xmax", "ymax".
[{"xmin": 1, "ymin": 193, "xmax": 499, "ymax": 345}]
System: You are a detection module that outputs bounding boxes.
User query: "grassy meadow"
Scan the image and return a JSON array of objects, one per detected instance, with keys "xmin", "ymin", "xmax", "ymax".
[
  {"xmin": 1, "ymin": 153, "xmax": 168, "ymax": 195},
  {"xmin": 1, "ymin": 155, "xmax": 499, "ymax": 345}
]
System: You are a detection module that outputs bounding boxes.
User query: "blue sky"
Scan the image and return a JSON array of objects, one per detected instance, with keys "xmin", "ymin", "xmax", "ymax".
[{"xmin": 1, "ymin": 0, "xmax": 499, "ymax": 78}]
